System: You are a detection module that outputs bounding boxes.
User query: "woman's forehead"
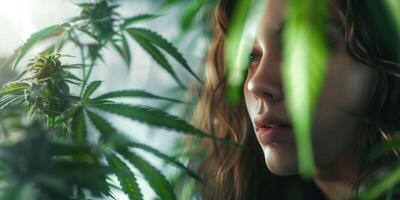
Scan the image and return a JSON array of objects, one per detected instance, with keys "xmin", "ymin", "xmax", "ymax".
[{"xmin": 254, "ymin": 0, "xmax": 344, "ymax": 40}]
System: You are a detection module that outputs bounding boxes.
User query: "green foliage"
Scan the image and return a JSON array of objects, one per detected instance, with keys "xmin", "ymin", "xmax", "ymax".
[
  {"xmin": 224, "ymin": 0, "xmax": 252, "ymax": 104},
  {"xmin": 92, "ymin": 103, "xmax": 234, "ymax": 144},
  {"xmin": 0, "ymin": 82, "xmax": 30, "ymax": 97},
  {"xmin": 82, "ymin": 81, "xmax": 102, "ymax": 102},
  {"xmin": 92, "ymin": 89, "xmax": 185, "ymax": 104},
  {"xmin": 9, "ymin": 25, "xmax": 65, "ymax": 71},
  {"xmin": 283, "ymin": 0, "xmax": 329, "ymax": 177},
  {"xmin": 78, "ymin": 1, "xmax": 118, "ymax": 44},
  {"xmin": 224, "ymin": 0, "xmax": 265, "ymax": 103},
  {"xmin": 126, "ymin": 28, "xmax": 201, "ymax": 82},
  {"xmin": 106, "ymin": 153, "xmax": 143, "ymax": 200},
  {"xmin": 127, "ymin": 141, "xmax": 202, "ymax": 182},
  {"xmin": 385, "ymin": 0, "xmax": 400, "ymax": 32},
  {"xmin": 112, "ymin": 33, "xmax": 131, "ymax": 68},
  {"xmin": 179, "ymin": 0, "xmax": 209, "ymax": 32},
  {"xmin": 358, "ymin": 161, "xmax": 400, "ymax": 200},
  {"xmin": 71, "ymin": 107, "xmax": 87, "ymax": 141},
  {"xmin": 120, "ymin": 150, "xmax": 176, "ymax": 200},
  {"xmin": 86, "ymin": 109, "xmax": 125, "ymax": 146},
  {"xmin": 127, "ymin": 32, "xmax": 185, "ymax": 88},
  {"xmin": 0, "ymin": 121, "xmax": 112, "ymax": 199},
  {"xmin": 157, "ymin": 0, "xmax": 216, "ymax": 34},
  {"xmin": 123, "ymin": 14, "xmax": 161, "ymax": 27}
]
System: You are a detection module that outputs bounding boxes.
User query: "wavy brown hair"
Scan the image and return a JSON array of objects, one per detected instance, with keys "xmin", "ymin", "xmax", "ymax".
[{"xmin": 192, "ymin": 0, "xmax": 400, "ymax": 199}]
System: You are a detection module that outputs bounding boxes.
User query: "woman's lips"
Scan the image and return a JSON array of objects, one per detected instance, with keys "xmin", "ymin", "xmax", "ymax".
[{"xmin": 256, "ymin": 126, "xmax": 293, "ymax": 145}]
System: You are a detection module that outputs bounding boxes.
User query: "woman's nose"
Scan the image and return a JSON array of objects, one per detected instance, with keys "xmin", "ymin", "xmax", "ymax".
[{"xmin": 246, "ymin": 55, "xmax": 283, "ymax": 102}]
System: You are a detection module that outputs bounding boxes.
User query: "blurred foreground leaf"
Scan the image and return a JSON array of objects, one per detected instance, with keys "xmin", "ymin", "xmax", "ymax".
[
  {"xmin": 225, "ymin": 0, "xmax": 265, "ymax": 103},
  {"xmin": 283, "ymin": 0, "xmax": 329, "ymax": 177},
  {"xmin": 358, "ymin": 162, "xmax": 400, "ymax": 200}
]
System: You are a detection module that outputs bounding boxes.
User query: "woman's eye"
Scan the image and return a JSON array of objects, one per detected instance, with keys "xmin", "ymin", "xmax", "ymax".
[{"xmin": 249, "ymin": 51, "xmax": 261, "ymax": 67}]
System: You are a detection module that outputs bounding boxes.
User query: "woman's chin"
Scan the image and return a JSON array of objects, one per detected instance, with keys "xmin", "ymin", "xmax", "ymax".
[{"xmin": 262, "ymin": 144, "xmax": 299, "ymax": 176}]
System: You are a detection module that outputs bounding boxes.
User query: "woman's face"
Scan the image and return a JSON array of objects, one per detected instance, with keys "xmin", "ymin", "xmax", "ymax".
[{"xmin": 243, "ymin": 0, "xmax": 376, "ymax": 176}]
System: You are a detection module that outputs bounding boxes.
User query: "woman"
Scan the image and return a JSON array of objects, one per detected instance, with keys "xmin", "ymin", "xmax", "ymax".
[{"xmin": 192, "ymin": 0, "xmax": 400, "ymax": 199}]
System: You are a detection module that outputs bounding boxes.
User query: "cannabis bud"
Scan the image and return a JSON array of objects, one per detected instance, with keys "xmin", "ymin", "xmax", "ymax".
[
  {"xmin": 26, "ymin": 53, "xmax": 71, "ymax": 126},
  {"xmin": 78, "ymin": 0, "xmax": 117, "ymax": 44}
]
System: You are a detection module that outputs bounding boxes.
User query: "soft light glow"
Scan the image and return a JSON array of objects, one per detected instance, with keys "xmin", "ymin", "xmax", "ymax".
[{"xmin": 0, "ymin": 0, "xmax": 37, "ymax": 40}]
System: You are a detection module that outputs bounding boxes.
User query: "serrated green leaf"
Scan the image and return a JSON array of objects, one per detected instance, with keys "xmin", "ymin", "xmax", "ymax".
[
  {"xmin": 82, "ymin": 81, "xmax": 102, "ymax": 102},
  {"xmin": 0, "ymin": 82, "xmax": 30, "ymax": 97},
  {"xmin": 63, "ymin": 71, "xmax": 82, "ymax": 82},
  {"xmin": 126, "ymin": 28, "xmax": 201, "ymax": 82},
  {"xmin": 123, "ymin": 14, "xmax": 161, "ymax": 27},
  {"xmin": 71, "ymin": 107, "xmax": 87, "ymax": 141},
  {"xmin": 0, "ymin": 96, "xmax": 24, "ymax": 110},
  {"xmin": 61, "ymin": 64, "xmax": 88, "ymax": 70},
  {"xmin": 120, "ymin": 150, "xmax": 176, "ymax": 200},
  {"xmin": 92, "ymin": 90, "xmax": 184, "ymax": 104},
  {"xmin": 85, "ymin": 109, "xmax": 124, "ymax": 145},
  {"xmin": 27, "ymin": 104, "xmax": 37, "ymax": 119},
  {"xmin": 11, "ymin": 25, "xmax": 65, "ymax": 71},
  {"xmin": 106, "ymin": 153, "xmax": 143, "ymax": 200},
  {"xmin": 283, "ymin": 0, "xmax": 329, "ymax": 178},
  {"xmin": 127, "ymin": 32, "xmax": 185, "ymax": 89},
  {"xmin": 127, "ymin": 141, "xmax": 202, "ymax": 182},
  {"xmin": 54, "ymin": 106, "xmax": 77, "ymax": 125},
  {"xmin": 92, "ymin": 103, "xmax": 231, "ymax": 143},
  {"xmin": 77, "ymin": 27, "xmax": 100, "ymax": 42},
  {"xmin": 112, "ymin": 34, "xmax": 131, "ymax": 69},
  {"xmin": 120, "ymin": 34, "xmax": 131, "ymax": 68}
]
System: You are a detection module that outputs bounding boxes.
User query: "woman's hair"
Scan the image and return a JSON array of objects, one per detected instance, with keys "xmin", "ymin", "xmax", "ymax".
[{"xmin": 192, "ymin": 0, "xmax": 400, "ymax": 199}]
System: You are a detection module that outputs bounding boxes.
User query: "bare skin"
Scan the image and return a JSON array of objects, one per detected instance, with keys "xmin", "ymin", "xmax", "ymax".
[{"xmin": 243, "ymin": 0, "xmax": 375, "ymax": 199}]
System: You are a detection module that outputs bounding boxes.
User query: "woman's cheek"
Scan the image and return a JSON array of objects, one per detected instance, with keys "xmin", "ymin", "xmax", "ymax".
[
  {"xmin": 322, "ymin": 53, "xmax": 375, "ymax": 114},
  {"xmin": 310, "ymin": 53, "xmax": 375, "ymax": 167}
]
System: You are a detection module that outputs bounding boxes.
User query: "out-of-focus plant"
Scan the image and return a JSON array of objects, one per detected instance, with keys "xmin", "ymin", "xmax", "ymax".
[
  {"xmin": 224, "ymin": 0, "xmax": 266, "ymax": 103},
  {"xmin": 0, "ymin": 119, "xmax": 111, "ymax": 200},
  {"xmin": 282, "ymin": 0, "xmax": 329, "ymax": 177},
  {"xmin": 0, "ymin": 0, "xmax": 230, "ymax": 199}
]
